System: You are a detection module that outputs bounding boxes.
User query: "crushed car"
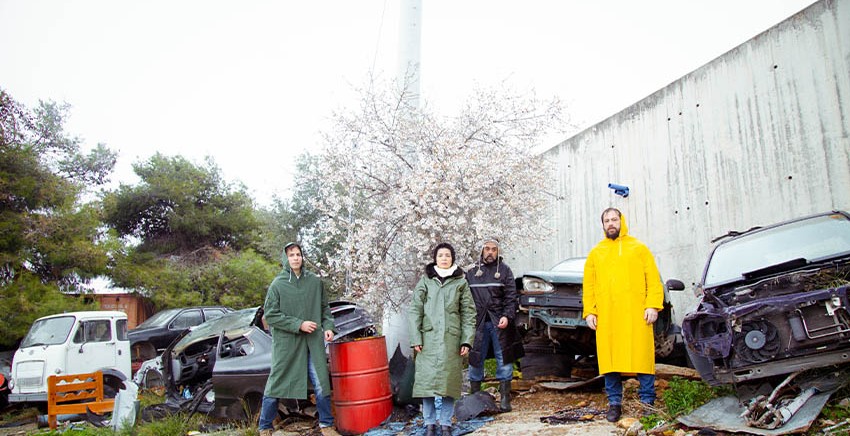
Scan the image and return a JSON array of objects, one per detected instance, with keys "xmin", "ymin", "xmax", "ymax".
[
  {"xmin": 134, "ymin": 300, "xmax": 377, "ymax": 421},
  {"xmin": 516, "ymin": 257, "xmax": 684, "ymax": 379},
  {"xmin": 129, "ymin": 305, "xmax": 233, "ymax": 373},
  {"xmin": 681, "ymin": 210, "xmax": 850, "ymax": 430}
]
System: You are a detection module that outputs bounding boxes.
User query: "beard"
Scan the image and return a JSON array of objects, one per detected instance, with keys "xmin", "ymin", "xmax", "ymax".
[
  {"xmin": 483, "ymin": 254, "xmax": 496, "ymax": 264},
  {"xmin": 606, "ymin": 227, "xmax": 620, "ymax": 240}
]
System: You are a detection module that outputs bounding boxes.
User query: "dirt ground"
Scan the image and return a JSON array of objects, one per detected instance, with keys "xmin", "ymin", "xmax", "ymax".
[
  {"xmin": 0, "ymin": 370, "xmax": 690, "ymax": 435},
  {"xmin": 466, "ymin": 386, "xmax": 622, "ymax": 436},
  {"xmin": 273, "ymin": 376, "xmax": 672, "ymax": 435}
]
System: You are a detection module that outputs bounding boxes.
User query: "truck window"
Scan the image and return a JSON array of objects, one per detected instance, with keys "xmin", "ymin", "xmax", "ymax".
[
  {"xmin": 73, "ymin": 320, "xmax": 112, "ymax": 343},
  {"xmin": 116, "ymin": 318, "xmax": 128, "ymax": 341}
]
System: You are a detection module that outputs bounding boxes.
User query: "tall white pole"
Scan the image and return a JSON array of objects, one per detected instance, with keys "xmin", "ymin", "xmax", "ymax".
[
  {"xmin": 383, "ymin": 0, "xmax": 422, "ymax": 360},
  {"xmin": 397, "ymin": 0, "xmax": 422, "ymax": 107}
]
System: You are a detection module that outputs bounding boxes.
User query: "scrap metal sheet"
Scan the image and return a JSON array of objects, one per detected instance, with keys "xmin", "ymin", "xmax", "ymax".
[{"xmin": 677, "ymin": 393, "xmax": 832, "ymax": 435}]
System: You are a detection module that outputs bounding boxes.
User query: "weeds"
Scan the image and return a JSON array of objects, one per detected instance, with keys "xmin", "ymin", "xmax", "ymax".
[{"xmin": 662, "ymin": 377, "xmax": 731, "ymax": 417}]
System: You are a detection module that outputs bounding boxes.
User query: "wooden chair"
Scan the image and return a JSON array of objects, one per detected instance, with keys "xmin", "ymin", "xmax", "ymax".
[{"xmin": 46, "ymin": 371, "xmax": 115, "ymax": 430}]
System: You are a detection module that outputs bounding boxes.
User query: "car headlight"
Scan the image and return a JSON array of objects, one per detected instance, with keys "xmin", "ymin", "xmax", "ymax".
[{"xmin": 522, "ymin": 277, "xmax": 554, "ymax": 294}]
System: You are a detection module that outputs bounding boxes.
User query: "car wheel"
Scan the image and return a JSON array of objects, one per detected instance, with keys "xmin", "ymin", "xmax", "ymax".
[
  {"xmin": 521, "ymin": 351, "xmax": 574, "ymax": 379},
  {"xmin": 132, "ymin": 342, "xmax": 158, "ymax": 372},
  {"xmin": 103, "ymin": 375, "xmax": 124, "ymax": 398},
  {"xmin": 139, "ymin": 367, "xmax": 165, "ymax": 389},
  {"xmin": 655, "ymin": 333, "xmax": 676, "ymax": 359}
]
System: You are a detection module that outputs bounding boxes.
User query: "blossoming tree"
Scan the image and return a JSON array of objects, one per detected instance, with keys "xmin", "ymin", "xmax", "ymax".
[{"xmin": 309, "ymin": 80, "xmax": 569, "ymax": 309}]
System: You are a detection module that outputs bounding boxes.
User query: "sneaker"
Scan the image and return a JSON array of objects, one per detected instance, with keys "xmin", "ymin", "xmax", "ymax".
[
  {"xmin": 320, "ymin": 426, "xmax": 341, "ymax": 436},
  {"xmin": 605, "ymin": 404, "xmax": 622, "ymax": 422}
]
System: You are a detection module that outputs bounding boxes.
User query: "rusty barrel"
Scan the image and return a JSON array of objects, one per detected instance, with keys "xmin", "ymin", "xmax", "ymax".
[{"xmin": 329, "ymin": 335, "xmax": 393, "ymax": 435}]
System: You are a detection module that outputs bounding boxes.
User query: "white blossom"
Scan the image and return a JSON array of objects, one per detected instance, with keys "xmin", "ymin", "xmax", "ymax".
[{"xmin": 309, "ymin": 79, "xmax": 569, "ymax": 310}]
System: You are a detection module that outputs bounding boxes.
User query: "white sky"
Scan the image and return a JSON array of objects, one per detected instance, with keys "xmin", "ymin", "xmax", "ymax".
[{"xmin": 0, "ymin": 0, "xmax": 818, "ymax": 206}]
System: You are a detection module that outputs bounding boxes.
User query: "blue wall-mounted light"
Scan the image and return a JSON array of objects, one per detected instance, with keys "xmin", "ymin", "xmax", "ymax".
[{"xmin": 608, "ymin": 183, "xmax": 629, "ymax": 197}]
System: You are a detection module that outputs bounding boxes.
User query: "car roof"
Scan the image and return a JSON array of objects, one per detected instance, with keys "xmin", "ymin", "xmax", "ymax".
[{"xmin": 35, "ymin": 311, "xmax": 128, "ymax": 321}]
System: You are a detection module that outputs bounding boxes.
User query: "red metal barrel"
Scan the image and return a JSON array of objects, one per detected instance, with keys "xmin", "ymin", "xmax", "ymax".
[{"xmin": 329, "ymin": 335, "xmax": 393, "ymax": 435}]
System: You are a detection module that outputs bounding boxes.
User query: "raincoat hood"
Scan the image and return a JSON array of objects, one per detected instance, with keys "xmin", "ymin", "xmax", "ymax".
[{"xmin": 280, "ymin": 242, "xmax": 306, "ymax": 280}]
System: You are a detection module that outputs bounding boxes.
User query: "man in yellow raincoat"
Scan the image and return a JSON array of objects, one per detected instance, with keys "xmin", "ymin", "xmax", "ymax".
[{"xmin": 582, "ymin": 208, "xmax": 663, "ymax": 422}]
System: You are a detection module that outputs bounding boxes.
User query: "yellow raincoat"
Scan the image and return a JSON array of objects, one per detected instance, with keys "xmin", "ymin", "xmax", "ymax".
[{"xmin": 582, "ymin": 213, "xmax": 663, "ymax": 375}]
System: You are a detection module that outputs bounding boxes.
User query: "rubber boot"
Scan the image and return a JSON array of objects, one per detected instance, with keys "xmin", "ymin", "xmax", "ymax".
[
  {"xmin": 499, "ymin": 379, "xmax": 512, "ymax": 412},
  {"xmin": 469, "ymin": 380, "xmax": 481, "ymax": 394}
]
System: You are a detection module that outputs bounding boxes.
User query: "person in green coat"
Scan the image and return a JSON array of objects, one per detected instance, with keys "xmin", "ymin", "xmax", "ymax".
[
  {"xmin": 258, "ymin": 242, "xmax": 337, "ymax": 436},
  {"xmin": 408, "ymin": 242, "xmax": 477, "ymax": 436}
]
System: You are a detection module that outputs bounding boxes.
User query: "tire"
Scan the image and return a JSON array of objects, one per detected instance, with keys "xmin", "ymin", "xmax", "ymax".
[
  {"xmin": 103, "ymin": 375, "xmax": 124, "ymax": 398},
  {"xmin": 520, "ymin": 351, "xmax": 574, "ymax": 380},
  {"xmin": 132, "ymin": 341, "xmax": 158, "ymax": 374}
]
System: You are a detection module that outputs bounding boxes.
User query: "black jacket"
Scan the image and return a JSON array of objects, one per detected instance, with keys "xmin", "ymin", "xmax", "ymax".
[{"xmin": 465, "ymin": 258, "xmax": 525, "ymax": 366}]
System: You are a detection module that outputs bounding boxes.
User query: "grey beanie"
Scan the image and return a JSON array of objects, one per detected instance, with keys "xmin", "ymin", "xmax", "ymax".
[{"xmin": 479, "ymin": 236, "xmax": 500, "ymax": 252}]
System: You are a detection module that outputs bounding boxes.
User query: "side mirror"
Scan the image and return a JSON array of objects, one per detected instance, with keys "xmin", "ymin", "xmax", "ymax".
[{"xmin": 666, "ymin": 279, "xmax": 686, "ymax": 291}]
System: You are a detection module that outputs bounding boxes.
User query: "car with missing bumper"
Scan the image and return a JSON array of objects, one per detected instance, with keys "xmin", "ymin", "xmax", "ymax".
[
  {"xmin": 682, "ymin": 210, "xmax": 850, "ymax": 386},
  {"xmin": 516, "ymin": 257, "xmax": 683, "ymax": 378},
  {"xmin": 134, "ymin": 300, "xmax": 377, "ymax": 420},
  {"xmin": 129, "ymin": 305, "xmax": 232, "ymax": 373}
]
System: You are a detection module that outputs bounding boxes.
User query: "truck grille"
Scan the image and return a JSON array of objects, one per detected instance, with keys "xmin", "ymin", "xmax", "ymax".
[{"xmin": 17, "ymin": 376, "xmax": 44, "ymax": 389}]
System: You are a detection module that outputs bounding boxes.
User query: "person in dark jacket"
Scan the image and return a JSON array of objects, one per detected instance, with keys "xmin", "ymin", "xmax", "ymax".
[
  {"xmin": 408, "ymin": 242, "xmax": 477, "ymax": 436},
  {"xmin": 465, "ymin": 237, "xmax": 524, "ymax": 411},
  {"xmin": 258, "ymin": 242, "xmax": 338, "ymax": 436}
]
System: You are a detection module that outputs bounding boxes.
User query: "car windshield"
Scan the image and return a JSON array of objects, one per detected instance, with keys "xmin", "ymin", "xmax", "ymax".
[
  {"xmin": 173, "ymin": 307, "xmax": 259, "ymax": 353},
  {"xmin": 20, "ymin": 315, "xmax": 76, "ymax": 347},
  {"xmin": 551, "ymin": 257, "xmax": 586, "ymax": 273},
  {"xmin": 704, "ymin": 213, "xmax": 850, "ymax": 287},
  {"xmin": 135, "ymin": 308, "xmax": 181, "ymax": 329}
]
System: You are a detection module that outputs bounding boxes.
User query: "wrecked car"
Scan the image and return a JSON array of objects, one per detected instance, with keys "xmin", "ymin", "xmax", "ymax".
[
  {"xmin": 134, "ymin": 300, "xmax": 377, "ymax": 420},
  {"xmin": 683, "ymin": 211, "xmax": 850, "ymax": 386},
  {"xmin": 516, "ymin": 257, "xmax": 683, "ymax": 378},
  {"xmin": 129, "ymin": 305, "xmax": 232, "ymax": 373}
]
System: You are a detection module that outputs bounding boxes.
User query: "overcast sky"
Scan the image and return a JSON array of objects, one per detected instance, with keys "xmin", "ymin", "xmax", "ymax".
[{"xmin": 0, "ymin": 0, "xmax": 818, "ymax": 206}]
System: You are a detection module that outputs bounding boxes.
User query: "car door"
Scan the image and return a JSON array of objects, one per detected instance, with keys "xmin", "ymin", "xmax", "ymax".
[{"xmin": 67, "ymin": 318, "xmax": 116, "ymax": 375}]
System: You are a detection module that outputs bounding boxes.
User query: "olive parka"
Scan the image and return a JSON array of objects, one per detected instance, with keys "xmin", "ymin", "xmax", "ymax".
[
  {"xmin": 582, "ymin": 213, "xmax": 664, "ymax": 375},
  {"xmin": 408, "ymin": 263, "xmax": 477, "ymax": 399},
  {"xmin": 466, "ymin": 257, "xmax": 525, "ymax": 367},
  {"xmin": 263, "ymin": 257, "xmax": 336, "ymax": 399}
]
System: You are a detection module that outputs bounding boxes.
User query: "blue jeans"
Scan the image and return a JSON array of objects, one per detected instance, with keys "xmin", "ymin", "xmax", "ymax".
[
  {"xmin": 422, "ymin": 396, "xmax": 455, "ymax": 426},
  {"xmin": 468, "ymin": 322, "xmax": 513, "ymax": 381},
  {"xmin": 603, "ymin": 372, "xmax": 655, "ymax": 405},
  {"xmin": 259, "ymin": 351, "xmax": 334, "ymax": 429}
]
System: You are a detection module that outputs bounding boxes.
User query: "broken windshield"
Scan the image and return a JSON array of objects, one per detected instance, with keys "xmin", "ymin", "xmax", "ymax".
[
  {"xmin": 20, "ymin": 315, "xmax": 76, "ymax": 348},
  {"xmin": 172, "ymin": 307, "xmax": 259, "ymax": 354},
  {"xmin": 704, "ymin": 213, "xmax": 850, "ymax": 288}
]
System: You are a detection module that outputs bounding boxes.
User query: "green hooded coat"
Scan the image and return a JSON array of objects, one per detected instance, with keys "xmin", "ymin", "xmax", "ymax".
[
  {"xmin": 263, "ymin": 257, "xmax": 336, "ymax": 399},
  {"xmin": 408, "ymin": 264, "xmax": 477, "ymax": 399}
]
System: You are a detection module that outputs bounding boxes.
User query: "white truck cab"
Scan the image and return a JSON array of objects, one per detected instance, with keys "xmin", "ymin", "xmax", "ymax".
[{"xmin": 9, "ymin": 310, "xmax": 131, "ymax": 403}]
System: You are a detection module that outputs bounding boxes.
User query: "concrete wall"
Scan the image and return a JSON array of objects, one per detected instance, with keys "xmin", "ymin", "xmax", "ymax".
[{"xmin": 508, "ymin": 0, "xmax": 850, "ymax": 321}]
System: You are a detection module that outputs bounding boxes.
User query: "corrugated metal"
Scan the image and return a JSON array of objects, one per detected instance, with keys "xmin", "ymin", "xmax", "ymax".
[{"xmin": 510, "ymin": 0, "xmax": 850, "ymax": 321}]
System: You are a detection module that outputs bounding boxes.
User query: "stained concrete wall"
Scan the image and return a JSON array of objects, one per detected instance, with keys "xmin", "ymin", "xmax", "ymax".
[{"xmin": 508, "ymin": 0, "xmax": 850, "ymax": 321}]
